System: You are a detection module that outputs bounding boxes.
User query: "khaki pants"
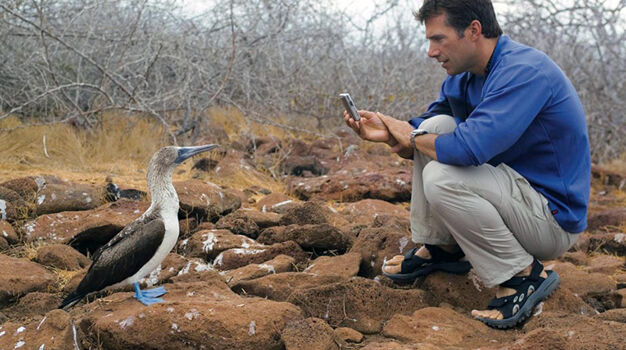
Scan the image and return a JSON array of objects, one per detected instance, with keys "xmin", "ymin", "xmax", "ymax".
[{"xmin": 409, "ymin": 115, "xmax": 579, "ymax": 287}]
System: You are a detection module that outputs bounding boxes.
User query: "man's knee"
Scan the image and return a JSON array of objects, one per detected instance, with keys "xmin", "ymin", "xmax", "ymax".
[
  {"xmin": 422, "ymin": 161, "xmax": 462, "ymax": 207},
  {"xmin": 418, "ymin": 114, "xmax": 457, "ymax": 134}
]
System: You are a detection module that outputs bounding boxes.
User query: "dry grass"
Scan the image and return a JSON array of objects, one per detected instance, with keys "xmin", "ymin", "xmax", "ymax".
[{"xmin": 0, "ymin": 109, "xmax": 303, "ymax": 193}]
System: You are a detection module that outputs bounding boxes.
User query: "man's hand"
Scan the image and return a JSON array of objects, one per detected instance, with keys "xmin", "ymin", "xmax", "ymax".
[
  {"xmin": 375, "ymin": 112, "xmax": 414, "ymax": 148},
  {"xmin": 377, "ymin": 112, "xmax": 438, "ymax": 160},
  {"xmin": 343, "ymin": 110, "xmax": 397, "ymax": 145}
]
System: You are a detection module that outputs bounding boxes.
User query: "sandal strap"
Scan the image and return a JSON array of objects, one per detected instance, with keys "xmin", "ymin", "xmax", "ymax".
[
  {"xmin": 424, "ymin": 244, "xmax": 465, "ymax": 262},
  {"xmin": 486, "ymin": 258, "xmax": 546, "ymax": 318},
  {"xmin": 500, "ymin": 259, "xmax": 543, "ymax": 289},
  {"xmin": 399, "ymin": 247, "xmax": 430, "ymax": 274}
]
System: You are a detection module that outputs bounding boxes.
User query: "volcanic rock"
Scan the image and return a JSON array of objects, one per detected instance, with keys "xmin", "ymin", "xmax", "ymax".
[
  {"xmin": 35, "ymin": 244, "xmax": 91, "ymax": 270},
  {"xmin": 174, "ymin": 180, "xmax": 241, "ymax": 221},
  {"xmin": 257, "ymin": 224, "xmax": 353, "ymax": 252},
  {"xmin": 281, "ymin": 317, "xmax": 339, "ymax": 350},
  {"xmin": 0, "ymin": 254, "xmax": 56, "ymax": 307},
  {"xmin": 179, "ymin": 229, "xmax": 260, "ymax": 260},
  {"xmin": 77, "ymin": 280, "xmax": 303, "ymax": 350},
  {"xmin": 222, "ymin": 254, "xmax": 295, "ymax": 286},
  {"xmin": 213, "ymin": 241, "xmax": 307, "ymax": 270}
]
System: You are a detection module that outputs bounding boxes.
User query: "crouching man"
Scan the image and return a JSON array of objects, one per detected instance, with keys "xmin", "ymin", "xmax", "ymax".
[{"xmin": 344, "ymin": 0, "xmax": 590, "ymax": 328}]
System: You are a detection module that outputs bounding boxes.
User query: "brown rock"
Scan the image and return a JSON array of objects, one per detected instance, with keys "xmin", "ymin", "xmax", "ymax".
[
  {"xmin": 618, "ymin": 288, "xmax": 626, "ymax": 308},
  {"xmin": 594, "ymin": 308, "xmax": 626, "ymax": 323},
  {"xmin": 0, "ymin": 254, "xmax": 56, "ymax": 307},
  {"xmin": 583, "ymin": 254, "xmax": 624, "ymax": 275},
  {"xmin": 559, "ymin": 251, "xmax": 589, "ymax": 265},
  {"xmin": 3, "ymin": 292, "xmax": 62, "ymax": 319},
  {"xmin": 195, "ymin": 221, "xmax": 216, "ymax": 231},
  {"xmin": 36, "ymin": 182, "xmax": 106, "ymax": 215},
  {"xmin": 255, "ymin": 192, "xmax": 299, "ymax": 214},
  {"xmin": 420, "ymin": 271, "xmax": 496, "ymax": 312},
  {"xmin": 288, "ymin": 277, "xmax": 429, "ymax": 334},
  {"xmin": 592, "ymin": 164, "xmax": 626, "ymax": 189},
  {"xmin": 222, "ymin": 254, "xmax": 295, "ymax": 286},
  {"xmin": 334, "ymin": 327, "xmax": 363, "ymax": 343},
  {"xmin": 616, "ymin": 273, "xmax": 626, "ymax": 286},
  {"xmin": 0, "ymin": 219, "xmax": 19, "ymax": 244},
  {"xmin": 341, "ymin": 199, "xmax": 409, "ymax": 226},
  {"xmin": 170, "ymin": 263, "xmax": 224, "ymax": 284},
  {"xmin": 174, "ymin": 179, "xmax": 241, "ymax": 221},
  {"xmin": 586, "ymin": 232, "xmax": 626, "ymax": 255},
  {"xmin": 179, "ymin": 229, "xmax": 260, "ymax": 260},
  {"xmin": 216, "ymin": 208, "xmax": 282, "ymax": 237},
  {"xmin": 281, "ymin": 155, "xmax": 328, "ymax": 176},
  {"xmin": 0, "ymin": 309, "xmax": 76, "ymax": 350},
  {"xmin": 283, "ymin": 200, "xmax": 350, "ymax": 228},
  {"xmin": 523, "ymin": 312, "xmax": 626, "ymax": 349},
  {"xmin": 551, "ymin": 261, "xmax": 617, "ymax": 297},
  {"xmin": 361, "ymin": 341, "xmax": 440, "ymax": 350},
  {"xmin": 77, "ymin": 281, "xmax": 303, "ymax": 350},
  {"xmin": 35, "ymin": 244, "xmax": 91, "ymax": 270},
  {"xmin": 0, "ymin": 177, "xmax": 40, "ymax": 201},
  {"xmin": 542, "ymin": 287, "xmax": 596, "ymax": 316},
  {"xmin": 250, "ymin": 136, "xmax": 281, "ymax": 155},
  {"xmin": 349, "ymin": 227, "xmax": 416, "ymax": 278},
  {"xmin": 382, "ymin": 307, "xmax": 501, "ymax": 348},
  {"xmin": 279, "ymin": 200, "xmax": 329, "ymax": 225},
  {"xmin": 231, "ymin": 272, "xmax": 344, "ymax": 301},
  {"xmin": 304, "ymin": 252, "xmax": 361, "ymax": 278},
  {"xmin": 0, "ymin": 193, "xmax": 19, "ymax": 221},
  {"xmin": 24, "ymin": 198, "xmax": 149, "ymax": 254},
  {"xmin": 287, "ymin": 169, "xmax": 412, "ymax": 202},
  {"xmin": 258, "ymin": 224, "xmax": 353, "ymax": 252},
  {"xmin": 504, "ymin": 328, "xmax": 573, "ymax": 350},
  {"xmin": 0, "ymin": 236, "xmax": 7, "ymax": 250},
  {"xmin": 372, "ymin": 214, "xmax": 411, "ymax": 233},
  {"xmin": 586, "ymin": 208, "xmax": 626, "ymax": 232},
  {"xmin": 281, "ymin": 317, "xmax": 339, "ymax": 350},
  {"xmin": 216, "ymin": 212, "xmax": 260, "ymax": 238},
  {"xmin": 214, "ymin": 241, "xmax": 307, "ymax": 270}
]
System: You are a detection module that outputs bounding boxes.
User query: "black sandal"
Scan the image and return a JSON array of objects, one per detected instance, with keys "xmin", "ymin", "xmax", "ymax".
[
  {"xmin": 382, "ymin": 244, "xmax": 471, "ymax": 283},
  {"xmin": 476, "ymin": 258, "xmax": 560, "ymax": 329}
]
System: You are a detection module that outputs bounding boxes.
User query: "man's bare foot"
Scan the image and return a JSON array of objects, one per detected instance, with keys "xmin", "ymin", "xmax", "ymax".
[
  {"xmin": 471, "ymin": 263, "xmax": 548, "ymax": 320},
  {"xmin": 382, "ymin": 244, "xmax": 458, "ymax": 274}
]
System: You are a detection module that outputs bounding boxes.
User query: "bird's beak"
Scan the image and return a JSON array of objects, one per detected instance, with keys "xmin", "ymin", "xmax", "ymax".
[{"xmin": 174, "ymin": 144, "xmax": 219, "ymax": 164}]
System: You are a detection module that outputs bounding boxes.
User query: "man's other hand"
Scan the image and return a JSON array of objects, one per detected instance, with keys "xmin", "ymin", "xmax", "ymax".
[{"xmin": 344, "ymin": 110, "xmax": 397, "ymax": 145}]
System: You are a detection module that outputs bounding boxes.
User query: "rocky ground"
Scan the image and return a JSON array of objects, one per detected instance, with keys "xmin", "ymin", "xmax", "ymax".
[{"xmin": 0, "ymin": 131, "xmax": 624, "ymax": 350}]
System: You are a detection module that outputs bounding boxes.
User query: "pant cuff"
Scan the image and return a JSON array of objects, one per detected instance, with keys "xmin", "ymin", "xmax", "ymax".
[{"xmin": 478, "ymin": 255, "xmax": 534, "ymax": 288}]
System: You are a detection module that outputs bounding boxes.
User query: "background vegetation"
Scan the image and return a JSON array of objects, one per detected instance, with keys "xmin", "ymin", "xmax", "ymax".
[{"xmin": 0, "ymin": 0, "xmax": 624, "ymax": 163}]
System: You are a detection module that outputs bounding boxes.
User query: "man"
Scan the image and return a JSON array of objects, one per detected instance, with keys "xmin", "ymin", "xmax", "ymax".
[{"xmin": 344, "ymin": 0, "xmax": 589, "ymax": 329}]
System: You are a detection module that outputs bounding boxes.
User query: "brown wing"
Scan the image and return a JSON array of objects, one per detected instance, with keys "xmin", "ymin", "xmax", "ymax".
[{"xmin": 75, "ymin": 217, "xmax": 166, "ymax": 295}]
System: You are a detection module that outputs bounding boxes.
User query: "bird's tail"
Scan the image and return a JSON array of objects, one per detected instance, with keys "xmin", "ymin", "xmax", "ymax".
[{"xmin": 58, "ymin": 292, "xmax": 85, "ymax": 309}]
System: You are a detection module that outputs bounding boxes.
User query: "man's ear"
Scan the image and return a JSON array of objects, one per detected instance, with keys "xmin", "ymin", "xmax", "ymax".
[{"xmin": 467, "ymin": 20, "xmax": 482, "ymax": 41}]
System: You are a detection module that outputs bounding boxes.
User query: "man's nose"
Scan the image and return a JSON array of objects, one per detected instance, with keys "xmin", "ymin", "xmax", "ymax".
[{"xmin": 428, "ymin": 45, "xmax": 439, "ymax": 58}]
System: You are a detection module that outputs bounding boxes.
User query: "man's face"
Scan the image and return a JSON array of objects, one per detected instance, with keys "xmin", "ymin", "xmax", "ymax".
[{"xmin": 425, "ymin": 13, "xmax": 476, "ymax": 75}]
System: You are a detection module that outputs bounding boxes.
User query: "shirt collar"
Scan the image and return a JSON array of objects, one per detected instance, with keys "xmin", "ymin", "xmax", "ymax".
[{"xmin": 485, "ymin": 35, "xmax": 507, "ymax": 76}]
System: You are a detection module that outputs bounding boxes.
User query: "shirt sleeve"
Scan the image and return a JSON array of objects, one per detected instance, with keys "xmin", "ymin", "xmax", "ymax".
[
  {"xmin": 408, "ymin": 80, "xmax": 452, "ymax": 128},
  {"xmin": 435, "ymin": 63, "xmax": 552, "ymax": 166}
]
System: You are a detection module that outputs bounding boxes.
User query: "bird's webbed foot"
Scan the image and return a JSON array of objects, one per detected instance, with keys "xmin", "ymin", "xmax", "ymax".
[{"xmin": 133, "ymin": 283, "xmax": 167, "ymax": 305}]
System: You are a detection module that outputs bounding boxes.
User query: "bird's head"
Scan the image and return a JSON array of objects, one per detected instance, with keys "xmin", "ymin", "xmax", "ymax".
[{"xmin": 147, "ymin": 144, "xmax": 219, "ymax": 180}]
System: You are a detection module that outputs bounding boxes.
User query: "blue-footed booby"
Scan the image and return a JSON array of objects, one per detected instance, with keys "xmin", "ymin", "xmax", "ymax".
[{"xmin": 59, "ymin": 144, "xmax": 218, "ymax": 308}]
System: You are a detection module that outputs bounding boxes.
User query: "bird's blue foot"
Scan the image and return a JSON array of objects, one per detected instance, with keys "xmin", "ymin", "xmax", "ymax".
[
  {"xmin": 133, "ymin": 283, "xmax": 167, "ymax": 305},
  {"xmin": 142, "ymin": 285, "xmax": 167, "ymax": 298}
]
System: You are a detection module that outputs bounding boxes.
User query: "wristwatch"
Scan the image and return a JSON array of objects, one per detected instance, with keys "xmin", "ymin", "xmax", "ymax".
[{"xmin": 410, "ymin": 128, "xmax": 428, "ymax": 150}]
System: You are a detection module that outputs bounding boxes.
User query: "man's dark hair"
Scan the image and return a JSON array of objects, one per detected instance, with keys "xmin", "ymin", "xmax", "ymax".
[{"xmin": 415, "ymin": 0, "xmax": 503, "ymax": 38}]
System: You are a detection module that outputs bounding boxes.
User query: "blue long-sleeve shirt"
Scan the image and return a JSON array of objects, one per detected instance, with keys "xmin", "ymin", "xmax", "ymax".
[{"xmin": 409, "ymin": 35, "xmax": 590, "ymax": 233}]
